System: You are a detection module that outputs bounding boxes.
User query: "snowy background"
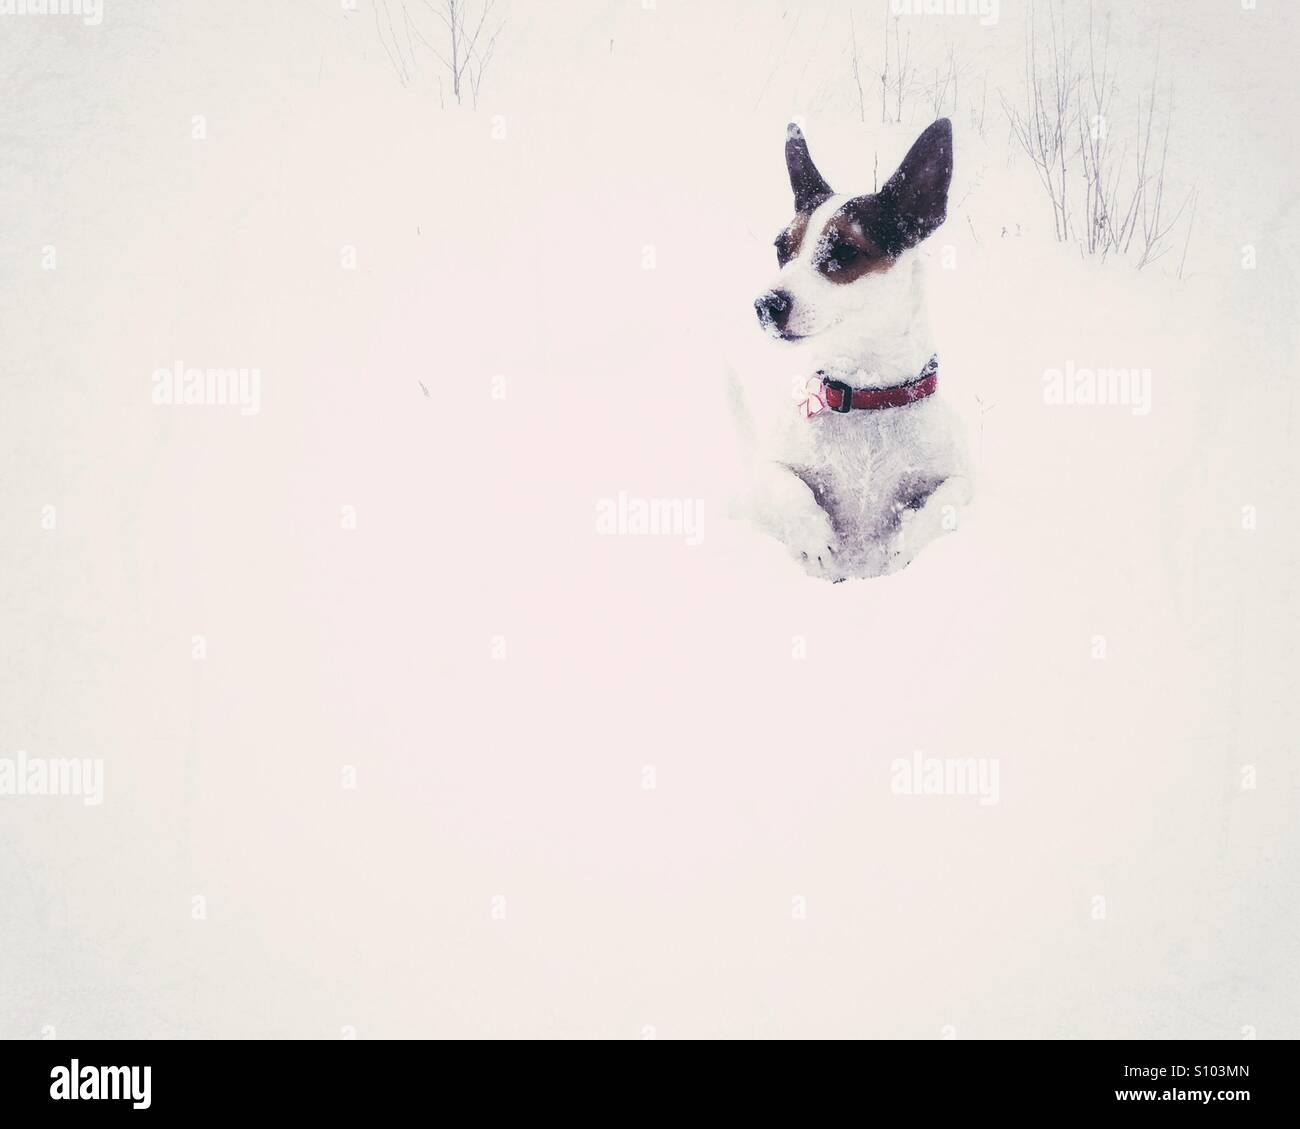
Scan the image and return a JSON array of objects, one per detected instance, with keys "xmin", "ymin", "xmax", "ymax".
[{"xmin": 1, "ymin": 0, "xmax": 1297, "ymax": 1037}]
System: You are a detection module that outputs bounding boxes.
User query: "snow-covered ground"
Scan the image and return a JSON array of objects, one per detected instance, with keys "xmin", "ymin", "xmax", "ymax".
[{"xmin": 1, "ymin": 0, "xmax": 1297, "ymax": 1037}]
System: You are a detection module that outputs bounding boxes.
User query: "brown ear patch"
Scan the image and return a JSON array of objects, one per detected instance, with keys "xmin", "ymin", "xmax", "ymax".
[
  {"xmin": 775, "ymin": 212, "xmax": 812, "ymax": 266},
  {"xmin": 785, "ymin": 123, "xmax": 833, "ymax": 213},
  {"xmin": 810, "ymin": 198, "xmax": 899, "ymax": 284},
  {"xmin": 880, "ymin": 117, "xmax": 952, "ymax": 248}
]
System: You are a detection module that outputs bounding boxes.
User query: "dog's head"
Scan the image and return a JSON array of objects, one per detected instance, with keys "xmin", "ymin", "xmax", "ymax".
[{"xmin": 754, "ymin": 119, "xmax": 952, "ymax": 344}]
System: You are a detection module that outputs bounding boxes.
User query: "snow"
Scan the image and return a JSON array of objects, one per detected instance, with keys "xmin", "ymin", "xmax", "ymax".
[{"xmin": 0, "ymin": 0, "xmax": 1297, "ymax": 1038}]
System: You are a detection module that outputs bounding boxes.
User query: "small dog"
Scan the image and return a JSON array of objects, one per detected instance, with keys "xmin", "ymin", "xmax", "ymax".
[{"xmin": 733, "ymin": 118, "xmax": 970, "ymax": 581}]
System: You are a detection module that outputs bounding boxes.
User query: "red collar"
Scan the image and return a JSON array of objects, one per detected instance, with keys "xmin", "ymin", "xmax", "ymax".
[{"xmin": 820, "ymin": 355, "xmax": 939, "ymax": 412}]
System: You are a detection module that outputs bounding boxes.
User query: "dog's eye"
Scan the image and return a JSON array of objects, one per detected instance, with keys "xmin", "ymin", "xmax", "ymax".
[
  {"xmin": 775, "ymin": 234, "xmax": 793, "ymax": 266},
  {"xmin": 828, "ymin": 241, "xmax": 860, "ymax": 269}
]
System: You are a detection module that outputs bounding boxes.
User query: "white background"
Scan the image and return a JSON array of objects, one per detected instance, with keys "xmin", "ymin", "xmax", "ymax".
[{"xmin": 1, "ymin": 0, "xmax": 1297, "ymax": 1037}]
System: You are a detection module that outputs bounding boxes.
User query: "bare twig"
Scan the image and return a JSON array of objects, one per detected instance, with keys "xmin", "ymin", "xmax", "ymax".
[
  {"xmin": 1001, "ymin": 0, "xmax": 1079, "ymax": 242},
  {"xmin": 894, "ymin": 21, "xmax": 913, "ymax": 123},
  {"xmin": 1177, "ymin": 186, "xmax": 1197, "ymax": 279},
  {"xmin": 373, "ymin": 1, "xmax": 507, "ymax": 107},
  {"xmin": 849, "ymin": 10, "xmax": 867, "ymax": 124},
  {"xmin": 879, "ymin": 0, "xmax": 890, "ymax": 123},
  {"xmin": 1001, "ymin": 1, "xmax": 1194, "ymax": 268}
]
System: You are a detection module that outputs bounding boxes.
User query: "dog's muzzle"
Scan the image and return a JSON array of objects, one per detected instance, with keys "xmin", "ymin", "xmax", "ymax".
[{"xmin": 754, "ymin": 289, "xmax": 793, "ymax": 334}]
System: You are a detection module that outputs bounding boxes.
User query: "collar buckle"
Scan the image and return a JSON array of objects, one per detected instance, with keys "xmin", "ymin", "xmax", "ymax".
[{"xmin": 823, "ymin": 378, "xmax": 853, "ymax": 412}]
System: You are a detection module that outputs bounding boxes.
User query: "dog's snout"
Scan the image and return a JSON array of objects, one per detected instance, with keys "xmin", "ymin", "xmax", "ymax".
[{"xmin": 755, "ymin": 289, "xmax": 792, "ymax": 331}]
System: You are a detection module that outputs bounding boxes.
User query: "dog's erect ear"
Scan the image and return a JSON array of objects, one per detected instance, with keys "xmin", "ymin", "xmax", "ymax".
[
  {"xmin": 879, "ymin": 118, "xmax": 952, "ymax": 249},
  {"xmin": 785, "ymin": 123, "xmax": 833, "ymax": 212}
]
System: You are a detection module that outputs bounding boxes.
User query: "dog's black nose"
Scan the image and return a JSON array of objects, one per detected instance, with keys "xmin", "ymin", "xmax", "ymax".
[{"xmin": 755, "ymin": 289, "xmax": 792, "ymax": 331}]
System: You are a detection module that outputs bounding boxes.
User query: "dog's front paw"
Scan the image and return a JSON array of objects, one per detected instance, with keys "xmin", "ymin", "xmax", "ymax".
[
  {"xmin": 880, "ymin": 476, "xmax": 967, "ymax": 574},
  {"xmin": 784, "ymin": 508, "xmax": 843, "ymax": 581}
]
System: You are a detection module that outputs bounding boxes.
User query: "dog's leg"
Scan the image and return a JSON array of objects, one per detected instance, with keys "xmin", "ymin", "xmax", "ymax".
[
  {"xmin": 746, "ymin": 461, "xmax": 842, "ymax": 579},
  {"xmin": 880, "ymin": 474, "xmax": 971, "ymax": 573}
]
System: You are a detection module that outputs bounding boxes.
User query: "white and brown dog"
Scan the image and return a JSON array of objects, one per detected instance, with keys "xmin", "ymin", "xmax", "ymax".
[{"xmin": 734, "ymin": 118, "xmax": 970, "ymax": 581}]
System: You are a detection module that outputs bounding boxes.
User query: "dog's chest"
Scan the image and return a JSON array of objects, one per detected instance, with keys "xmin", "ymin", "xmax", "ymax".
[{"xmin": 778, "ymin": 399, "xmax": 958, "ymax": 537}]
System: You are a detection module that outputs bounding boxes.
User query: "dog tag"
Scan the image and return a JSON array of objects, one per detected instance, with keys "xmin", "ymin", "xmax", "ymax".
[{"xmin": 798, "ymin": 376, "xmax": 825, "ymax": 418}]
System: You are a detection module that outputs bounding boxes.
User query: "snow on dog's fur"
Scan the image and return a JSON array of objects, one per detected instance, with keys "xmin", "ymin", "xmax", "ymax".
[{"xmin": 733, "ymin": 118, "xmax": 971, "ymax": 581}]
